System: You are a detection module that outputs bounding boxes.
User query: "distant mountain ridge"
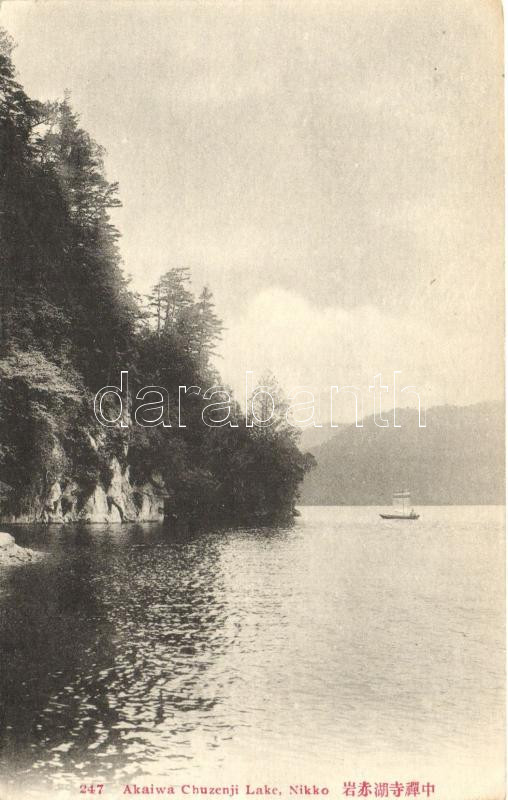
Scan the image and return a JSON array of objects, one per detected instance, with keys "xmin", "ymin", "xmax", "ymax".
[{"xmin": 299, "ymin": 402, "xmax": 505, "ymax": 506}]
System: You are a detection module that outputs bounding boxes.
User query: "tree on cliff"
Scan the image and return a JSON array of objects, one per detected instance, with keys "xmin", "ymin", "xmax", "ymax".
[
  {"xmin": 193, "ymin": 286, "xmax": 224, "ymax": 367},
  {"xmin": 0, "ymin": 31, "xmax": 314, "ymax": 522}
]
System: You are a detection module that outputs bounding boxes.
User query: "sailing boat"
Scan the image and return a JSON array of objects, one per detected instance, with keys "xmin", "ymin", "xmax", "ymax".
[{"xmin": 380, "ymin": 491, "xmax": 419, "ymax": 520}]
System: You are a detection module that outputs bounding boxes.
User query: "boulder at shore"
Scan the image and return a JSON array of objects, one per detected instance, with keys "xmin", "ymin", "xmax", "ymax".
[{"xmin": 0, "ymin": 532, "xmax": 43, "ymax": 565}]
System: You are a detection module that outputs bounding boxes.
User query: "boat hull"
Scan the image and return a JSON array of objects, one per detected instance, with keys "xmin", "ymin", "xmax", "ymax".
[{"xmin": 380, "ymin": 513, "xmax": 419, "ymax": 520}]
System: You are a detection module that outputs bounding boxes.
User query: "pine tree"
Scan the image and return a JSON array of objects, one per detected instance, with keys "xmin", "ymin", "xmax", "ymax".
[
  {"xmin": 160, "ymin": 268, "xmax": 194, "ymax": 330},
  {"xmin": 32, "ymin": 95, "xmax": 137, "ymax": 385},
  {"xmin": 147, "ymin": 281, "xmax": 164, "ymax": 334},
  {"xmin": 194, "ymin": 286, "xmax": 224, "ymax": 366},
  {"xmin": 0, "ymin": 30, "xmax": 47, "ymax": 347}
]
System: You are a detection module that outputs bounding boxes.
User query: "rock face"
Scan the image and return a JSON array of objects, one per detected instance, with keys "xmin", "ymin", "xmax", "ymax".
[
  {"xmin": 0, "ymin": 347, "xmax": 171, "ymax": 526},
  {"xmin": 0, "ymin": 532, "xmax": 14, "ymax": 548},
  {"xmin": 0, "ymin": 531, "xmax": 43, "ymax": 565},
  {"xmin": 0, "ymin": 457, "xmax": 168, "ymax": 524}
]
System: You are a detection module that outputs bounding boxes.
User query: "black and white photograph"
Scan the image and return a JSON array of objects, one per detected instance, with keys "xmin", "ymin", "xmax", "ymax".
[{"xmin": 0, "ymin": 2, "xmax": 504, "ymax": 800}]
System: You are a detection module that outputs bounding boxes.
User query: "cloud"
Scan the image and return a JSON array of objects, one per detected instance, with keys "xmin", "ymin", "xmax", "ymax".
[
  {"xmin": 2, "ymin": 0, "xmax": 502, "ymax": 415},
  {"xmin": 219, "ymin": 288, "xmax": 502, "ymax": 422}
]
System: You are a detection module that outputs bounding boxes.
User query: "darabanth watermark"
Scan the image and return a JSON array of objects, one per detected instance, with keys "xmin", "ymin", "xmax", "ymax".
[{"xmin": 93, "ymin": 370, "xmax": 426, "ymax": 429}]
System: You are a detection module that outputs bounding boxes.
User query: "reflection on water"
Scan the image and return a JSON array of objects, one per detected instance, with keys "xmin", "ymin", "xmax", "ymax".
[{"xmin": 0, "ymin": 507, "xmax": 504, "ymax": 800}]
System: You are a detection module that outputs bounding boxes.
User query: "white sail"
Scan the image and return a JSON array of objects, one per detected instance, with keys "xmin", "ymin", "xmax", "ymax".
[{"xmin": 392, "ymin": 491, "xmax": 410, "ymax": 513}]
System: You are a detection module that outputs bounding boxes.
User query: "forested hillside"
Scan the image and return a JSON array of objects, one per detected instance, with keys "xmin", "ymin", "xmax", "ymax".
[
  {"xmin": 300, "ymin": 402, "xmax": 504, "ymax": 506},
  {"xmin": 0, "ymin": 31, "xmax": 313, "ymax": 523}
]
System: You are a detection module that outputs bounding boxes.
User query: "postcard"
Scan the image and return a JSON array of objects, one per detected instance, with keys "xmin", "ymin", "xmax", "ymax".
[{"xmin": 0, "ymin": 2, "xmax": 504, "ymax": 800}]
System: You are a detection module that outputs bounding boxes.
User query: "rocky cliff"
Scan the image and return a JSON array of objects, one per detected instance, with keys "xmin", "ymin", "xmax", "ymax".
[
  {"xmin": 0, "ymin": 350, "xmax": 169, "ymax": 524},
  {"xmin": 1, "ymin": 457, "xmax": 167, "ymax": 524}
]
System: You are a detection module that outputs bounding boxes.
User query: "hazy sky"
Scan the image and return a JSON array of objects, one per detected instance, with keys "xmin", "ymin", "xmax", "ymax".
[{"xmin": 1, "ymin": 0, "xmax": 503, "ymax": 418}]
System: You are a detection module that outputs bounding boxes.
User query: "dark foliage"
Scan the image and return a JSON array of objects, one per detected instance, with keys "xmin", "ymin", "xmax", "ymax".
[{"xmin": 0, "ymin": 35, "xmax": 314, "ymax": 521}]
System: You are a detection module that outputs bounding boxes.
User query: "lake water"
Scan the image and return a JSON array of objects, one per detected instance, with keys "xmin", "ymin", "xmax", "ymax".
[{"xmin": 0, "ymin": 506, "xmax": 504, "ymax": 800}]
